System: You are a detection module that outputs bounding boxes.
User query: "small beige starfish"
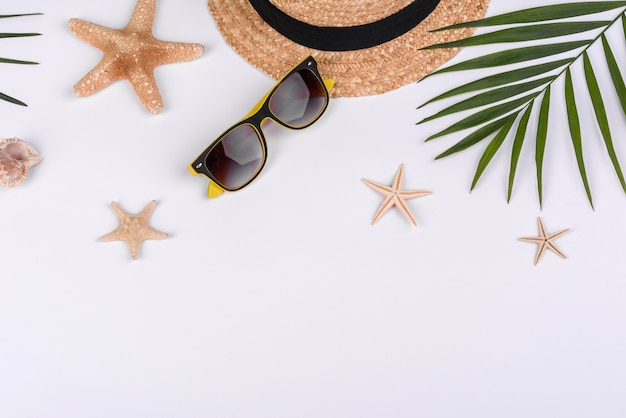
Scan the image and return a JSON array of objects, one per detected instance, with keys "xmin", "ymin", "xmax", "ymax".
[
  {"xmin": 100, "ymin": 200, "xmax": 168, "ymax": 260},
  {"xmin": 519, "ymin": 217, "xmax": 569, "ymax": 265},
  {"xmin": 69, "ymin": 0, "xmax": 204, "ymax": 114},
  {"xmin": 362, "ymin": 164, "xmax": 432, "ymax": 226}
]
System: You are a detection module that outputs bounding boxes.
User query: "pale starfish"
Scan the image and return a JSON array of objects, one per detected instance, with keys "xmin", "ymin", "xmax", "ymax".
[
  {"xmin": 100, "ymin": 200, "xmax": 168, "ymax": 260},
  {"xmin": 519, "ymin": 217, "xmax": 569, "ymax": 265},
  {"xmin": 362, "ymin": 164, "xmax": 432, "ymax": 226},
  {"xmin": 69, "ymin": 0, "xmax": 204, "ymax": 114}
]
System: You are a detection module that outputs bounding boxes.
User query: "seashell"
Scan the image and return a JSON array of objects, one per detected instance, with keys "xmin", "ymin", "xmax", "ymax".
[{"xmin": 0, "ymin": 137, "xmax": 42, "ymax": 188}]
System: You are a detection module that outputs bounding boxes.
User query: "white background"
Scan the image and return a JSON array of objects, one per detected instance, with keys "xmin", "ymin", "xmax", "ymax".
[{"xmin": 1, "ymin": 0, "xmax": 626, "ymax": 417}]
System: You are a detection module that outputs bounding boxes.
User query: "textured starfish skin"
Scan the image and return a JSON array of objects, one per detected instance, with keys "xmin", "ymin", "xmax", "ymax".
[
  {"xmin": 519, "ymin": 217, "xmax": 569, "ymax": 265},
  {"xmin": 69, "ymin": 0, "xmax": 204, "ymax": 114},
  {"xmin": 362, "ymin": 164, "xmax": 432, "ymax": 226},
  {"xmin": 100, "ymin": 200, "xmax": 168, "ymax": 260}
]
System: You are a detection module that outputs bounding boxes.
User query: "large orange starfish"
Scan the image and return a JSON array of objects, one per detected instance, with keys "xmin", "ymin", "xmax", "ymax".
[
  {"xmin": 100, "ymin": 200, "xmax": 168, "ymax": 260},
  {"xmin": 69, "ymin": 0, "xmax": 204, "ymax": 114},
  {"xmin": 362, "ymin": 164, "xmax": 432, "ymax": 226}
]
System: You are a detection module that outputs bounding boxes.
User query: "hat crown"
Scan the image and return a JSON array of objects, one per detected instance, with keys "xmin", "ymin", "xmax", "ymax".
[
  {"xmin": 269, "ymin": 0, "xmax": 414, "ymax": 27},
  {"xmin": 208, "ymin": 0, "xmax": 490, "ymax": 97}
]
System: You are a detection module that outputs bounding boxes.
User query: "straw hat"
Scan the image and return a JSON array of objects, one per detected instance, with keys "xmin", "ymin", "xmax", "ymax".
[{"xmin": 208, "ymin": 0, "xmax": 490, "ymax": 97}]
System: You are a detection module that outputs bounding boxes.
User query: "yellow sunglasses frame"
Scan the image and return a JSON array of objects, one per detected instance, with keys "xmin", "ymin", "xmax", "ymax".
[{"xmin": 188, "ymin": 56, "xmax": 334, "ymax": 198}]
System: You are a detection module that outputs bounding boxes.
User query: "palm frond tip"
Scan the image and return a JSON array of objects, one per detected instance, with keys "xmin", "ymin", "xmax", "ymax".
[
  {"xmin": 0, "ymin": 12, "xmax": 41, "ymax": 107},
  {"xmin": 418, "ymin": 2, "xmax": 626, "ymax": 206}
]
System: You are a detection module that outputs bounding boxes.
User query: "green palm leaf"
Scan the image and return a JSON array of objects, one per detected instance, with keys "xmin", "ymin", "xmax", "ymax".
[
  {"xmin": 0, "ymin": 12, "xmax": 41, "ymax": 106},
  {"xmin": 508, "ymin": 103, "xmax": 534, "ymax": 202},
  {"xmin": 418, "ymin": 76, "xmax": 553, "ymax": 124},
  {"xmin": 423, "ymin": 22, "xmax": 608, "ymax": 49},
  {"xmin": 471, "ymin": 115, "xmax": 517, "ymax": 190},
  {"xmin": 535, "ymin": 87, "xmax": 551, "ymax": 207},
  {"xmin": 0, "ymin": 32, "xmax": 40, "ymax": 38},
  {"xmin": 565, "ymin": 68, "xmax": 593, "ymax": 207},
  {"xmin": 0, "ymin": 91, "xmax": 27, "ymax": 106},
  {"xmin": 583, "ymin": 51, "xmax": 626, "ymax": 192},
  {"xmin": 0, "ymin": 57, "xmax": 38, "ymax": 65},
  {"xmin": 601, "ymin": 32, "xmax": 626, "ymax": 115},
  {"xmin": 428, "ymin": 41, "xmax": 589, "ymax": 76},
  {"xmin": 418, "ymin": 2, "xmax": 626, "ymax": 206},
  {"xmin": 435, "ymin": 115, "xmax": 515, "ymax": 159},
  {"xmin": 0, "ymin": 13, "xmax": 42, "ymax": 19},
  {"xmin": 434, "ymin": 2, "xmax": 626, "ymax": 30},
  {"xmin": 418, "ymin": 60, "xmax": 571, "ymax": 107},
  {"xmin": 427, "ymin": 93, "xmax": 539, "ymax": 141}
]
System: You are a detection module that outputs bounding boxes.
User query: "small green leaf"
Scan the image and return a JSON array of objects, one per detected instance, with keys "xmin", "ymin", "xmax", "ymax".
[
  {"xmin": 508, "ymin": 103, "xmax": 534, "ymax": 202},
  {"xmin": 0, "ymin": 12, "xmax": 41, "ymax": 108},
  {"xmin": 0, "ymin": 57, "xmax": 38, "ymax": 65},
  {"xmin": 471, "ymin": 114, "xmax": 517, "ymax": 190},
  {"xmin": 429, "ymin": 41, "xmax": 589, "ymax": 76},
  {"xmin": 565, "ymin": 68, "xmax": 593, "ymax": 207},
  {"xmin": 435, "ymin": 116, "xmax": 512, "ymax": 159},
  {"xmin": 0, "ymin": 33, "xmax": 41, "ymax": 38},
  {"xmin": 418, "ymin": 59, "xmax": 571, "ymax": 107},
  {"xmin": 427, "ymin": 93, "xmax": 539, "ymax": 141},
  {"xmin": 603, "ymin": 32, "xmax": 626, "ymax": 115},
  {"xmin": 0, "ymin": 91, "xmax": 27, "ymax": 106},
  {"xmin": 583, "ymin": 51, "xmax": 626, "ymax": 192},
  {"xmin": 536, "ymin": 86, "xmax": 551, "ymax": 207},
  {"xmin": 418, "ymin": 76, "xmax": 553, "ymax": 124},
  {"xmin": 424, "ymin": 22, "xmax": 609, "ymax": 50},
  {"xmin": 0, "ymin": 13, "xmax": 43, "ymax": 19},
  {"xmin": 434, "ymin": 2, "xmax": 626, "ymax": 30}
]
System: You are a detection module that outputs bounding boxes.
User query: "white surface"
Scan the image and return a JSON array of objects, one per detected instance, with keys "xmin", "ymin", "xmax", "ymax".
[{"xmin": 2, "ymin": 1, "xmax": 626, "ymax": 417}]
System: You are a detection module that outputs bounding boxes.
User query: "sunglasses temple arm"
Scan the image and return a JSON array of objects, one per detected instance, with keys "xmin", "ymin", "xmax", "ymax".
[
  {"xmin": 323, "ymin": 78, "xmax": 335, "ymax": 92},
  {"xmin": 208, "ymin": 180, "xmax": 224, "ymax": 198}
]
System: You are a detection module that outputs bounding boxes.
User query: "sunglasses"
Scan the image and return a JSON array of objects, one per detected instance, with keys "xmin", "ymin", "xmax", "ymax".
[{"xmin": 188, "ymin": 56, "xmax": 334, "ymax": 198}]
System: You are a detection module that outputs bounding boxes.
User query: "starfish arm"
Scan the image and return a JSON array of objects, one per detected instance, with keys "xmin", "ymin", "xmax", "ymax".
[
  {"xmin": 138, "ymin": 201, "xmax": 168, "ymax": 240},
  {"xmin": 125, "ymin": 0, "xmax": 156, "ymax": 33},
  {"xmin": 371, "ymin": 196, "xmax": 396, "ymax": 225},
  {"xmin": 397, "ymin": 190, "xmax": 432, "ymax": 199},
  {"xmin": 537, "ymin": 217, "xmax": 547, "ymax": 239},
  {"xmin": 69, "ymin": 19, "xmax": 122, "ymax": 49},
  {"xmin": 546, "ymin": 242, "xmax": 567, "ymax": 259},
  {"xmin": 534, "ymin": 241, "xmax": 548, "ymax": 265},
  {"xmin": 154, "ymin": 40, "xmax": 205, "ymax": 65},
  {"xmin": 125, "ymin": 237, "xmax": 142, "ymax": 260},
  {"xmin": 392, "ymin": 164, "xmax": 405, "ymax": 190},
  {"xmin": 394, "ymin": 195, "xmax": 418, "ymax": 226},
  {"xmin": 127, "ymin": 68, "xmax": 164, "ymax": 114},
  {"xmin": 111, "ymin": 201, "xmax": 127, "ymax": 217},
  {"xmin": 100, "ymin": 229, "xmax": 123, "ymax": 242},
  {"xmin": 139, "ymin": 200, "xmax": 157, "ymax": 216},
  {"xmin": 100, "ymin": 203, "xmax": 128, "ymax": 241},
  {"xmin": 548, "ymin": 228, "xmax": 569, "ymax": 240},
  {"xmin": 362, "ymin": 178, "xmax": 394, "ymax": 195},
  {"xmin": 518, "ymin": 236, "xmax": 544, "ymax": 243},
  {"xmin": 74, "ymin": 55, "xmax": 125, "ymax": 97},
  {"xmin": 142, "ymin": 228, "xmax": 168, "ymax": 240}
]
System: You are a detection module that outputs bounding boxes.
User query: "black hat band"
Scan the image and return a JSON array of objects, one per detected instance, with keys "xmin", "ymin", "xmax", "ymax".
[{"xmin": 247, "ymin": 0, "xmax": 442, "ymax": 51}]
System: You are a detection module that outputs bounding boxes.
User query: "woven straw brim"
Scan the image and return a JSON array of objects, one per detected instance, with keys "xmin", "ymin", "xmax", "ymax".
[{"xmin": 208, "ymin": 0, "xmax": 490, "ymax": 97}]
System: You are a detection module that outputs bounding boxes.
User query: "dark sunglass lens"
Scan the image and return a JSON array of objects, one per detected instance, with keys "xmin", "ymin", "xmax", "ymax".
[
  {"xmin": 205, "ymin": 124, "xmax": 264, "ymax": 189},
  {"xmin": 269, "ymin": 68, "xmax": 327, "ymax": 128}
]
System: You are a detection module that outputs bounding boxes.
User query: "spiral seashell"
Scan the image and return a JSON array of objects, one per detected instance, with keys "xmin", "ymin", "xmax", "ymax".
[{"xmin": 0, "ymin": 137, "xmax": 42, "ymax": 188}]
